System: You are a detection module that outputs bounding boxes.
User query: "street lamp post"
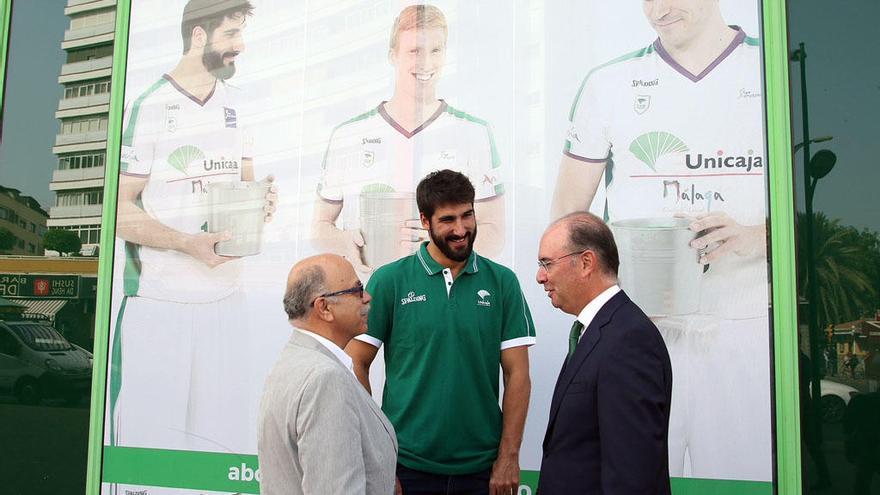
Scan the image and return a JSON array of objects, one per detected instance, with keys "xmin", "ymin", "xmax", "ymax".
[{"xmin": 791, "ymin": 42, "xmax": 837, "ymax": 440}]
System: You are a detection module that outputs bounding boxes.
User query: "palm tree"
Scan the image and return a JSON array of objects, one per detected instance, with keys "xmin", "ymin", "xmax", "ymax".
[{"xmin": 796, "ymin": 212, "xmax": 879, "ymax": 329}]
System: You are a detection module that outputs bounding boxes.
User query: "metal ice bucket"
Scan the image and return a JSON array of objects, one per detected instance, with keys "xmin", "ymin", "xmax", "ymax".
[
  {"xmin": 207, "ymin": 180, "xmax": 269, "ymax": 257},
  {"xmin": 610, "ymin": 217, "xmax": 702, "ymax": 316},
  {"xmin": 359, "ymin": 192, "xmax": 419, "ymax": 268}
]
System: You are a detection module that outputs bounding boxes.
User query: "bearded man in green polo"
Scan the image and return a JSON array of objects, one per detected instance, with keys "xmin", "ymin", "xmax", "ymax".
[{"xmin": 346, "ymin": 169, "xmax": 535, "ymax": 495}]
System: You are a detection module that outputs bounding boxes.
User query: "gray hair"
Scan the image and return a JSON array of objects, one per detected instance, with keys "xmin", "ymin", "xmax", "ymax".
[
  {"xmin": 283, "ymin": 265, "xmax": 327, "ymax": 321},
  {"xmin": 556, "ymin": 212, "xmax": 620, "ymax": 276}
]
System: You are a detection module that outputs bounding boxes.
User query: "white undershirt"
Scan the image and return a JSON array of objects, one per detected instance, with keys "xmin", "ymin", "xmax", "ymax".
[
  {"xmin": 575, "ymin": 285, "xmax": 621, "ymax": 342},
  {"xmin": 295, "ymin": 329, "xmax": 355, "ymax": 376}
]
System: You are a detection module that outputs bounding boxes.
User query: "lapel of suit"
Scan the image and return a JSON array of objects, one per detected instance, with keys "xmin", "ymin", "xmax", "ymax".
[{"xmin": 543, "ymin": 291, "xmax": 629, "ymax": 446}]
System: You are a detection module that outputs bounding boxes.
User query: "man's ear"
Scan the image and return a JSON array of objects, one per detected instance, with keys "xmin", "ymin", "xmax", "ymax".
[
  {"xmin": 580, "ymin": 250, "xmax": 597, "ymax": 276},
  {"xmin": 314, "ymin": 298, "xmax": 335, "ymax": 323},
  {"xmin": 191, "ymin": 26, "xmax": 208, "ymax": 50},
  {"xmin": 420, "ymin": 212, "xmax": 430, "ymax": 231}
]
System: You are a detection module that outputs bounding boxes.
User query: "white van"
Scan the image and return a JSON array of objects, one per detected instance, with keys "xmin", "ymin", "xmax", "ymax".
[{"xmin": 0, "ymin": 319, "xmax": 92, "ymax": 405}]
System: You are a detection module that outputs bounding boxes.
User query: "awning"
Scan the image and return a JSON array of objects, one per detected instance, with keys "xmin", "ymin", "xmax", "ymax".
[{"xmin": 16, "ymin": 299, "xmax": 68, "ymax": 320}]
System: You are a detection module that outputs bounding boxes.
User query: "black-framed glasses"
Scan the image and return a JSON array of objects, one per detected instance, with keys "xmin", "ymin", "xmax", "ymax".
[
  {"xmin": 312, "ymin": 281, "xmax": 365, "ymax": 305},
  {"xmin": 537, "ymin": 251, "xmax": 586, "ymax": 272}
]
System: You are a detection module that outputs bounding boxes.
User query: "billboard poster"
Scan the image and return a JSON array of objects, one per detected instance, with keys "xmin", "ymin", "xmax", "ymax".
[{"xmin": 99, "ymin": 1, "xmax": 774, "ymax": 493}]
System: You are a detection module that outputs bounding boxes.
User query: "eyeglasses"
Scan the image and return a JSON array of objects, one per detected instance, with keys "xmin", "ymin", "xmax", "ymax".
[
  {"xmin": 537, "ymin": 251, "xmax": 585, "ymax": 272},
  {"xmin": 312, "ymin": 281, "xmax": 364, "ymax": 305}
]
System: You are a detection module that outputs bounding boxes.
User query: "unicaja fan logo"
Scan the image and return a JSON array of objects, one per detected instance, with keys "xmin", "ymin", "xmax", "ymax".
[
  {"xmin": 477, "ymin": 289, "xmax": 491, "ymax": 307},
  {"xmin": 629, "ymin": 131, "xmax": 689, "ymax": 171}
]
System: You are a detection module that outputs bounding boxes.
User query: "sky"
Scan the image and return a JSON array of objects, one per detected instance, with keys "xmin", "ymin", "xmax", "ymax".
[
  {"xmin": 0, "ymin": 0, "xmax": 67, "ymax": 209},
  {"xmin": 788, "ymin": 0, "xmax": 880, "ymax": 232},
  {"xmin": 0, "ymin": 0, "xmax": 875, "ymax": 233}
]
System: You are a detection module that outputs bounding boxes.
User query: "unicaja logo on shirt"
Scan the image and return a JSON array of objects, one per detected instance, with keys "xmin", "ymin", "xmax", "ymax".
[
  {"xmin": 203, "ymin": 157, "xmax": 240, "ymax": 172},
  {"xmin": 400, "ymin": 291, "xmax": 427, "ymax": 306},
  {"xmin": 477, "ymin": 289, "xmax": 491, "ymax": 307},
  {"xmin": 168, "ymin": 145, "xmax": 205, "ymax": 175},
  {"xmin": 686, "ymin": 149, "xmax": 763, "ymax": 173},
  {"xmin": 629, "ymin": 131, "xmax": 689, "ymax": 171}
]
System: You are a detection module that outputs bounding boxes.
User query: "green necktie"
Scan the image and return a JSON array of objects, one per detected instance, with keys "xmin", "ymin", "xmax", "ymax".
[{"xmin": 567, "ymin": 321, "xmax": 584, "ymax": 363}]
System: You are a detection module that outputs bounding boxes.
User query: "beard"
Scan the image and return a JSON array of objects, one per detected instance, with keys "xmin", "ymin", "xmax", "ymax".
[
  {"xmin": 202, "ymin": 45, "xmax": 238, "ymax": 81},
  {"xmin": 429, "ymin": 223, "xmax": 477, "ymax": 262}
]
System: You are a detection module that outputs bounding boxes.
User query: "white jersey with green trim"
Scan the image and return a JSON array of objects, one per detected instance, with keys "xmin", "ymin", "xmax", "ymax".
[
  {"xmin": 318, "ymin": 101, "xmax": 503, "ymax": 231},
  {"xmin": 565, "ymin": 28, "xmax": 767, "ymax": 319},
  {"xmin": 119, "ymin": 74, "xmax": 251, "ymax": 303}
]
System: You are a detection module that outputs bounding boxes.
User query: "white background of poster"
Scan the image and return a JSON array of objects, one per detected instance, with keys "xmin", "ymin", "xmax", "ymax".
[{"xmin": 104, "ymin": 0, "xmax": 770, "ymax": 490}]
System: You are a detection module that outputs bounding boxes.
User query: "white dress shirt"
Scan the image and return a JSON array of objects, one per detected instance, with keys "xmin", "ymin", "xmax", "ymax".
[
  {"xmin": 575, "ymin": 285, "xmax": 621, "ymax": 342},
  {"xmin": 295, "ymin": 329, "xmax": 355, "ymax": 375}
]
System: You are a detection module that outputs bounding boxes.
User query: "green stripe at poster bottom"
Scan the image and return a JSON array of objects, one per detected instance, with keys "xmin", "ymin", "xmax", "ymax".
[{"xmin": 103, "ymin": 447, "xmax": 772, "ymax": 494}]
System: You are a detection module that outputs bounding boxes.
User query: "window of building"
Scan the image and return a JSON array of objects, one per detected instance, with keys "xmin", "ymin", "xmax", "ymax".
[
  {"xmin": 63, "ymin": 79, "xmax": 111, "ymax": 100},
  {"xmin": 58, "ymin": 152, "xmax": 106, "ymax": 170},
  {"xmin": 69, "ymin": 9, "xmax": 115, "ymax": 30}
]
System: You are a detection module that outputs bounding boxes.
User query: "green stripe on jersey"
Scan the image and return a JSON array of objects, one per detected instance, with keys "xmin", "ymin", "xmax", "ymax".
[
  {"xmin": 568, "ymin": 44, "xmax": 655, "ymax": 121},
  {"xmin": 445, "ymin": 104, "xmax": 502, "ymax": 169},
  {"xmin": 120, "ymin": 78, "xmax": 168, "ymax": 172}
]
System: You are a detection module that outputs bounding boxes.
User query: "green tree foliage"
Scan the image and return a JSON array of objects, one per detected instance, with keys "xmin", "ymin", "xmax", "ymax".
[
  {"xmin": 797, "ymin": 212, "xmax": 880, "ymax": 328},
  {"xmin": 0, "ymin": 227, "xmax": 16, "ymax": 251},
  {"xmin": 43, "ymin": 229, "xmax": 82, "ymax": 256}
]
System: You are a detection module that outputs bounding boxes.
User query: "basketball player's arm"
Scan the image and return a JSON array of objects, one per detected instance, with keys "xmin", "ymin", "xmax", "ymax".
[
  {"xmin": 344, "ymin": 339, "xmax": 379, "ymax": 394},
  {"xmin": 474, "ymin": 195, "xmax": 505, "ymax": 258},
  {"xmin": 116, "ymin": 174, "xmax": 235, "ymax": 267},
  {"xmin": 491, "ymin": 346, "xmax": 530, "ymax": 495},
  {"xmin": 311, "ymin": 196, "xmax": 370, "ymax": 273},
  {"xmin": 549, "ymin": 155, "xmax": 606, "ymax": 222}
]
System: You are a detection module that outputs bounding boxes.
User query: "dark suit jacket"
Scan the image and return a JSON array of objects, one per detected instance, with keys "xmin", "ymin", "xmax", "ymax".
[{"xmin": 538, "ymin": 291, "xmax": 672, "ymax": 495}]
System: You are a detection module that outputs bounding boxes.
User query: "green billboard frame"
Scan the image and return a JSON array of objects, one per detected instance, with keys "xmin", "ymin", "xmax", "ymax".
[{"xmin": 0, "ymin": 0, "xmax": 804, "ymax": 493}]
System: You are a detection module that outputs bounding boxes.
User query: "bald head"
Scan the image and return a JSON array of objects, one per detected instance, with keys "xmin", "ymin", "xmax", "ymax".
[
  {"xmin": 284, "ymin": 254, "xmax": 352, "ymax": 322},
  {"xmin": 550, "ymin": 212, "xmax": 619, "ymax": 277}
]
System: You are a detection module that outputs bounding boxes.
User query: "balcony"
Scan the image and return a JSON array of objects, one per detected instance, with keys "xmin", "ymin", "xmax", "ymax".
[
  {"xmin": 58, "ymin": 57, "xmax": 112, "ymax": 84},
  {"xmin": 52, "ymin": 131, "xmax": 107, "ymax": 155},
  {"xmin": 50, "ymin": 167, "xmax": 105, "ymax": 192},
  {"xmin": 62, "ymin": 22, "xmax": 115, "ymax": 50},
  {"xmin": 65, "ymin": 0, "xmax": 116, "ymax": 16},
  {"xmin": 54, "ymin": 131, "xmax": 107, "ymax": 147},
  {"xmin": 56, "ymin": 93, "xmax": 110, "ymax": 119},
  {"xmin": 49, "ymin": 204, "xmax": 104, "ymax": 220}
]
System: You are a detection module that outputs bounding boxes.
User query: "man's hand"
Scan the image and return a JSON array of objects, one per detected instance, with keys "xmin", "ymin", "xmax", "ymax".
[
  {"xmin": 687, "ymin": 211, "xmax": 766, "ymax": 264},
  {"xmin": 262, "ymin": 175, "xmax": 277, "ymax": 223},
  {"xmin": 395, "ymin": 477, "xmax": 403, "ymax": 495},
  {"xmin": 181, "ymin": 231, "xmax": 239, "ymax": 267},
  {"xmin": 489, "ymin": 453, "xmax": 520, "ymax": 495},
  {"xmin": 399, "ymin": 219, "xmax": 429, "ymax": 249},
  {"xmin": 342, "ymin": 229, "xmax": 372, "ymax": 275}
]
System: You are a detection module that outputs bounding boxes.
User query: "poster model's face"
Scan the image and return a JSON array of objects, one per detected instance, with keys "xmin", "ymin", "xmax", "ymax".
[
  {"xmin": 202, "ymin": 15, "xmax": 248, "ymax": 81},
  {"xmin": 642, "ymin": 0, "xmax": 720, "ymax": 48},
  {"xmin": 390, "ymin": 27, "xmax": 447, "ymax": 99}
]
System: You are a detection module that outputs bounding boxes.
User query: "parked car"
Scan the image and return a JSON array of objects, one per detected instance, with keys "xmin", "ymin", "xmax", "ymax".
[
  {"xmin": 819, "ymin": 379, "xmax": 860, "ymax": 423},
  {"xmin": 0, "ymin": 319, "xmax": 92, "ymax": 405}
]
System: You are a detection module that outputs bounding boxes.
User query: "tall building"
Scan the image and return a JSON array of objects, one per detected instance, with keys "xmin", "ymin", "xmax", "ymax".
[{"xmin": 47, "ymin": 0, "xmax": 115, "ymax": 254}]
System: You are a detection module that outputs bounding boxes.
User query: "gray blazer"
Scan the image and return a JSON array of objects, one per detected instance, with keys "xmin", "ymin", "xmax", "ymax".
[{"xmin": 258, "ymin": 330, "xmax": 397, "ymax": 495}]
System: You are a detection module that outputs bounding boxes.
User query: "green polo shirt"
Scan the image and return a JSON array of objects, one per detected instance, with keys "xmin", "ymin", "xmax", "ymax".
[{"xmin": 360, "ymin": 242, "xmax": 536, "ymax": 475}]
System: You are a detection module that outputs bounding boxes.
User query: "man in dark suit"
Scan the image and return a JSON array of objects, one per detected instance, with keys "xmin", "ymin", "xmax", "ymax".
[{"xmin": 536, "ymin": 212, "xmax": 672, "ymax": 494}]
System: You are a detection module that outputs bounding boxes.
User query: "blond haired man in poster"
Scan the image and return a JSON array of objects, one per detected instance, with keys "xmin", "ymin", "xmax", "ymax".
[
  {"xmin": 312, "ymin": 4, "xmax": 505, "ymax": 277},
  {"xmin": 551, "ymin": 0, "xmax": 771, "ymax": 481},
  {"xmin": 109, "ymin": 0, "xmax": 276, "ymax": 469}
]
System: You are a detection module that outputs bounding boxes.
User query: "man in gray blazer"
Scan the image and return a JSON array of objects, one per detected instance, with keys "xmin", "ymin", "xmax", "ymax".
[{"xmin": 258, "ymin": 254, "xmax": 398, "ymax": 494}]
